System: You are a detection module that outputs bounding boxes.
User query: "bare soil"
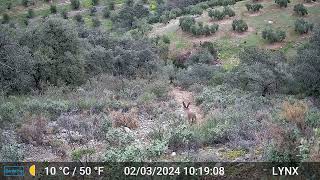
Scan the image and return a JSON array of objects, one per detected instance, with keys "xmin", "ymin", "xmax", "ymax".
[{"xmin": 169, "ymin": 87, "xmax": 204, "ymax": 124}]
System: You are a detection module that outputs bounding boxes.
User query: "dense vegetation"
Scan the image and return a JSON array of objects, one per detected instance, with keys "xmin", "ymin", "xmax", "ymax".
[{"xmin": 0, "ymin": 0, "xmax": 320, "ymax": 163}]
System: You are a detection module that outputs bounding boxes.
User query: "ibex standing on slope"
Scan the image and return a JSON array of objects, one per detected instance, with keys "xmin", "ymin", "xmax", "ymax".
[{"xmin": 183, "ymin": 101, "xmax": 196, "ymax": 124}]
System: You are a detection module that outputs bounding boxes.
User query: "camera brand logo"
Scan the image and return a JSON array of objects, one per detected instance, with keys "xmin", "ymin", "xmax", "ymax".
[{"xmin": 3, "ymin": 166, "xmax": 24, "ymax": 176}]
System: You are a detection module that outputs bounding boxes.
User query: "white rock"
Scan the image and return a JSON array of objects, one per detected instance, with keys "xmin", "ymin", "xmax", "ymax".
[
  {"xmin": 124, "ymin": 127, "xmax": 132, "ymax": 133},
  {"xmin": 171, "ymin": 152, "xmax": 176, "ymax": 157},
  {"xmin": 268, "ymin": 21, "xmax": 273, "ymax": 24}
]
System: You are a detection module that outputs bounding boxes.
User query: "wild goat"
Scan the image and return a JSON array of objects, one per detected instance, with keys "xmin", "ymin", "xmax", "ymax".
[{"xmin": 182, "ymin": 101, "xmax": 196, "ymax": 124}]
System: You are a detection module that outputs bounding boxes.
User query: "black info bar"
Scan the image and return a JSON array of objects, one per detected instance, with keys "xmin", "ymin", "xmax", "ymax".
[{"xmin": 1, "ymin": 162, "xmax": 319, "ymax": 179}]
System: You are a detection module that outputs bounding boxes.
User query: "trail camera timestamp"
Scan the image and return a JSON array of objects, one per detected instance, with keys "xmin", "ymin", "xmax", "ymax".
[{"xmin": 123, "ymin": 166, "xmax": 225, "ymax": 176}]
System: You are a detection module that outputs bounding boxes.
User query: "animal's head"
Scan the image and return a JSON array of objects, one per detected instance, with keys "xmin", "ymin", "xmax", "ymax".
[{"xmin": 182, "ymin": 101, "xmax": 190, "ymax": 110}]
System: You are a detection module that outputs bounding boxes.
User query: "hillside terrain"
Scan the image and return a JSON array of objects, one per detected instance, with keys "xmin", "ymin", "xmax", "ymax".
[{"xmin": 1, "ymin": 0, "xmax": 320, "ymax": 163}]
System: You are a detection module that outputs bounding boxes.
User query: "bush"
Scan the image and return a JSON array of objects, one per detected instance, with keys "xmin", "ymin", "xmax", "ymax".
[
  {"xmin": 176, "ymin": 64, "xmax": 221, "ymax": 88},
  {"xmin": 74, "ymin": 14, "xmax": 84, "ymax": 23},
  {"xmin": 27, "ymin": 9, "xmax": 35, "ymax": 19},
  {"xmin": 187, "ymin": 50, "xmax": 214, "ymax": 65},
  {"xmin": 179, "ymin": 16, "xmax": 218, "ymax": 36},
  {"xmin": 71, "ymin": 148, "xmax": 95, "ymax": 161},
  {"xmin": 103, "ymin": 7, "xmax": 110, "ymax": 18},
  {"xmin": 162, "ymin": 35, "xmax": 170, "ymax": 44},
  {"xmin": 92, "ymin": 0, "xmax": 99, "ymax": 6},
  {"xmin": 275, "ymin": 0, "xmax": 290, "ymax": 8},
  {"xmin": 105, "ymin": 128, "xmax": 135, "ymax": 147},
  {"xmin": 92, "ymin": 17, "xmax": 101, "ymax": 27},
  {"xmin": 23, "ymin": 99, "xmax": 70, "ymax": 118},
  {"xmin": 2, "ymin": 14, "xmax": 10, "ymax": 24},
  {"xmin": 108, "ymin": 0, "xmax": 115, "ymax": 10},
  {"xmin": 232, "ymin": 19, "xmax": 248, "ymax": 32},
  {"xmin": 294, "ymin": 4, "xmax": 308, "ymax": 16},
  {"xmin": 245, "ymin": 3, "xmax": 263, "ymax": 12},
  {"xmin": 208, "ymin": 9, "xmax": 225, "ymax": 20},
  {"xmin": 0, "ymin": 144, "xmax": 24, "ymax": 161},
  {"xmin": 168, "ymin": 124, "xmax": 200, "ymax": 152},
  {"xmin": 262, "ymin": 28, "xmax": 286, "ymax": 43},
  {"xmin": 0, "ymin": 102, "xmax": 18, "ymax": 124},
  {"xmin": 223, "ymin": 6, "xmax": 235, "ymax": 17},
  {"xmin": 179, "ymin": 16, "xmax": 195, "ymax": 32},
  {"xmin": 71, "ymin": 0, "xmax": 80, "ymax": 10},
  {"xmin": 294, "ymin": 19, "xmax": 313, "ymax": 34},
  {"xmin": 61, "ymin": 9, "xmax": 68, "ymax": 19},
  {"xmin": 90, "ymin": 6, "xmax": 97, "ymax": 16},
  {"xmin": 0, "ymin": 26, "xmax": 34, "ymax": 94},
  {"xmin": 22, "ymin": 0, "xmax": 29, "ymax": 7},
  {"xmin": 18, "ymin": 115, "xmax": 48, "ymax": 145},
  {"xmin": 50, "ymin": 5, "xmax": 57, "ymax": 14}
]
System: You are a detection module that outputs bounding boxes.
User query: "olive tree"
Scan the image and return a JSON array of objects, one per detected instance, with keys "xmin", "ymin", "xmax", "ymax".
[
  {"xmin": 293, "ymin": 4, "xmax": 308, "ymax": 16},
  {"xmin": 275, "ymin": 0, "xmax": 290, "ymax": 8},
  {"xmin": 294, "ymin": 19, "xmax": 313, "ymax": 34},
  {"xmin": 232, "ymin": 19, "xmax": 248, "ymax": 33}
]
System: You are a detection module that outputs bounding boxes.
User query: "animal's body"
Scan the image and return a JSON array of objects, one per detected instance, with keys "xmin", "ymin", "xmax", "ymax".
[{"xmin": 183, "ymin": 101, "xmax": 197, "ymax": 124}]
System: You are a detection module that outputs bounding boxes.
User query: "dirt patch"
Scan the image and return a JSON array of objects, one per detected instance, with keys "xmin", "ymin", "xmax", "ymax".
[
  {"xmin": 169, "ymin": 87, "xmax": 204, "ymax": 124},
  {"xmin": 265, "ymin": 41, "xmax": 286, "ymax": 49},
  {"xmin": 150, "ymin": 19, "xmax": 180, "ymax": 37},
  {"xmin": 303, "ymin": 2, "xmax": 320, "ymax": 7},
  {"xmin": 245, "ymin": 10, "xmax": 264, "ymax": 17}
]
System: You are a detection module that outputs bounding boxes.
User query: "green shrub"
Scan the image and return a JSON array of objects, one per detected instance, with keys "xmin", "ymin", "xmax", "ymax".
[
  {"xmin": 168, "ymin": 124, "xmax": 200, "ymax": 152},
  {"xmin": 71, "ymin": 0, "xmax": 80, "ymax": 10},
  {"xmin": 223, "ymin": 6, "xmax": 235, "ymax": 17},
  {"xmin": 27, "ymin": 9, "xmax": 35, "ymax": 19},
  {"xmin": 306, "ymin": 109, "xmax": 320, "ymax": 128},
  {"xmin": 2, "ymin": 14, "xmax": 10, "ymax": 24},
  {"xmin": 193, "ymin": 116, "xmax": 232, "ymax": 145},
  {"xmin": 61, "ymin": 9, "xmax": 68, "ymax": 19},
  {"xmin": 90, "ymin": 6, "xmax": 97, "ymax": 16},
  {"xmin": 232, "ymin": 19, "xmax": 248, "ymax": 32},
  {"xmin": 245, "ymin": 3, "xmax": 263, "ymax": 12},
  {"xmin": 208, "ymin": 9, "xmax": 225, "ymax": 20},
  {"xmin": 0, "ymin": 102, "xmax": 18, "ymax": 124},
  {"xmin": 179, "ymin": 16, "xmax": 195, "ymax": 32},
  {"xmin": 23, "ymin": 99, "xmax": 70, "ymax": 118},
  {"xmin": 0, "ymin": 144, "xmax": 24, "ymax": 161},
  {"xmin": 187, "ymin": 50, "xmax": 214, "ymax": 65},
  {"xmin": 104, "ymin": 140, "xmax": 167, "ymax": 162},
  {"xmin": 71, "ymin": 148, "xmax": 95, "ymax": 161},
  {"xmin": 50, "ymin": 5, "xmax": 57, "ymax": 14},
  {"xmin": 103, "ymin": 7, "xmax": 110, "ymax": 18},
  {"xmin": 189, "ymin": 5, "xmax": 203, "ymax": 15},
  {"xmin": 147, "ymin": 81, "xmax": 169, "ymax": 99},
  {"xmin": 275, "ymin": 0, "xmax": 290, "ymax": 8},
  {"xmin": 92, "ymin": 0, "xmax": 99, "ymax": 6},
  {"xmin": 262, "ymin": 27, "xmax": 286, "ymax": 43},
  {"xmin": 176, "ymin": 64, "xmax": 221, "ymax": 88},
  {"xmin": 22, "ymin": 0, "xmax": 29, "ymax": 7},
  {"xmin": 74, "ymin": 14, "xmax": 84, "ymax": 23},
  {"xmin": 7, "ymin": 2, "xmax": 12, "ymax": 9},
  {"xmin": 108, "ymin": 0, "xmax": 115, "ymax": 10},
  {"xmin": 105, "ymin": 128, "xmax": 135, "ymax": 147},
  {"xmin": 162, "ymin": 35, "xmax": 170, "ymax": 44},
  {"xmin": 293, "ymin": 4, "xmax": 308, "ymax": 16},
  {"xmin": 294, "ymin": 19, "xmax": 313, "ymax": 34}
]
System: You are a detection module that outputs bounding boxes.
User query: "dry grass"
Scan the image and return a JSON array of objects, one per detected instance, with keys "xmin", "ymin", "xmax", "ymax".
[
  {"xmin": 18, "ymin": 114, "xmax": 48, "ymax": 146},
  {"xmin": 110, "ymin": 108, "xmax": 139, "ymax": 129},
  {"xmin": 281, "ymin": 101, "xmax": 308, "ymax": 133}
]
